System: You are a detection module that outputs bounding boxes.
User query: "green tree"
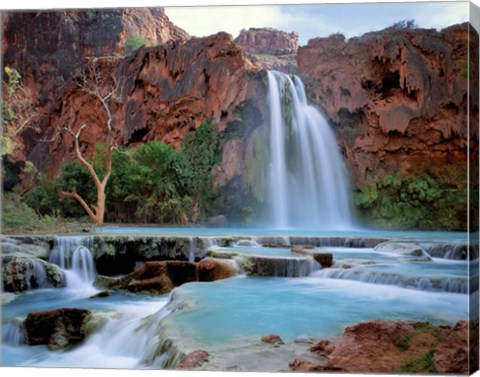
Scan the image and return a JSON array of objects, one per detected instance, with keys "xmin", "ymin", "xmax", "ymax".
[
  {"xmin": 58, "ymin": 59, "xmax": 121, "ymax": 226},
  {"xmin": 179, "ymin": 119, "xmax": 220, "ymax": 220}
]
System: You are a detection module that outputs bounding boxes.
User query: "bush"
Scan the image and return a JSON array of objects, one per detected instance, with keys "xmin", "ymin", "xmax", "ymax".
[
  {"xmin": 2, "ymin": 192, "xmax": 56, "ymax": 231},
  {"xmin": 123, "ymin": 34, "xmax": 147, "ymax": 56},
  {"xmin": 354, "ymin": 171, "xmax": 473, "ymax": 231}
]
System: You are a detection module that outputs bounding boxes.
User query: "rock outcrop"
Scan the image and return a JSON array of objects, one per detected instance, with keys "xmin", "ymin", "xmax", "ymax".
[
  {"xmin": 95, "ymin": 258, "xmax": 237, "ymax": 294},
  {"xmin": 32, "ymin": 31, "xmax": 264, "ymax": 180},
  {"xmin": 2, "ymin": 8, "xmax": 189, "ymax": 162},
  {"xmin": 297, "ymin": 24, "xmax": 479, "ymax": 189},
  {"xmin": 23, "ymin": 308, "xmax": 91, "ymax": 350},
  {"xmin": 176, "ymin": 350, "xmax": 209, "ymax": 370},
  {"xmin": 290, "ymin": 320, "xmax": 471, "ymax": 374},
  {"xmin": 2, "ymin": 255, "xmax": 65, "ymax": 293},
  {"xmin": 235, "ymin": 28, "xmax": 298, "ymax": 73}
]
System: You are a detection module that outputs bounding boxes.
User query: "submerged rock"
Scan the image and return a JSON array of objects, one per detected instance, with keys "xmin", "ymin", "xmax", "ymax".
[
  {"xmin": 374, "ymin": 242, "xmax": 426, "ymax": 257},
  {"xmin": 89, "ymin": 290, "xmax": 111, "ymax": 298},
  {"xmin": 176, "ymin": 350, "xmax": 209, "ymax": 370},
  {"xmin": 261, "ymin": 334, "xmax": 284, "ymax": 345},
  {"xmin": 24, "ymin": 308, "xmax": 91, "ymax": 350}
]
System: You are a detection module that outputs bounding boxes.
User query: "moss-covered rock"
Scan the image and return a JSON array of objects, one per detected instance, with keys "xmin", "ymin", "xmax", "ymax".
[{"xmin": 2, "ymin": 255, "xmax": 65, "ymax": 293}]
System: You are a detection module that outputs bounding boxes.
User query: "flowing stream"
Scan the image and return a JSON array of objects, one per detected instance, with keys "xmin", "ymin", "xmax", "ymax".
[
  {"xmin": 267, "ymin": 71, "xmax": 354, "ymax": 230},
  {"xmin": 1, "ymin": 231, "xmax": 473, "ymax": 371}
]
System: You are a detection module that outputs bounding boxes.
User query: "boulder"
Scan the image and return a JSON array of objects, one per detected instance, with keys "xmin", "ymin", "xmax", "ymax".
[
  {"xmin": 290, "ymin": 246, "xmax": 333, "ymax": 268},
  {"xmin": 176, "ymin": 350, "xmax": 209, "ymax": 370},
  {"xmin": 24, "ymin": 308, "xmax": 91, "ymax": 350},
  {"xmin": 117, "ymin": 261, "xmax": 197, "ymax": 294},
  {"xmin": 197, "ymin": 258, "xmax": 237, "ymax": 281},
  {"xmin": 2, "ymin": 255, "xmax": 65, "ymax": 293},
  {"xmin": 310, "ymin": 339, "xmax": 335, "ymax": 356},
  {"xmin": 261, "ymin": 334, "xmax": 284, "ymax": 345}
]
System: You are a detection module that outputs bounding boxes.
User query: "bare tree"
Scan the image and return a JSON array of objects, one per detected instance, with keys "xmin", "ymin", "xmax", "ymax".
[{"xmin": 58, "ymin": 58, "xmax": 121, "ymax": 226}]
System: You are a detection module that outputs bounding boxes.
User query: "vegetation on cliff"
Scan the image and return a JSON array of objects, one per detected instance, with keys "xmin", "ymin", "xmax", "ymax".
[{"xmin": 355, "ymin": 163, "xmax": 478, "ymax": 231}]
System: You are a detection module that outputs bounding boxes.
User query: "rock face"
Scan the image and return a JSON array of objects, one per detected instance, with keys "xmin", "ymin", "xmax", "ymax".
[
  {"xmin": 297, "ymin": 24, "xmax": 479, "ymax": 189},
  {"xmin": 96, "ymin": 259, "xmax": 237, "ymax": 294},
  {"xmin": 236, "ymin": 28, "xmax": 298, "ymax": 55},
  {"xmin": 24, "ymin": 308, "xmax": 91, "ymax": 350},
  {"xmin": 2, "ymin": 255, "xmax": 65, "ymax": 293},
  {"xmin": 290, "ymin": 320, "xmax": 471, "ymax": 374},
  {"xmin": 235, "ymin": 27, "xmax": 298, "ymax": 73},
  {"xmin": 34, "ymin": 32, "xmax": 264, "ymax": 179},
  {"xmin": 2, "ymin": 8, "xmax": 188, "ymax": 162}
]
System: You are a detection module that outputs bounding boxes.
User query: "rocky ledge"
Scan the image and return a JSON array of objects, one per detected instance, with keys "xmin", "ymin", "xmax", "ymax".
[{"xmin": 289, "ymin": 320, "xmax": 475, "ymax": 374}]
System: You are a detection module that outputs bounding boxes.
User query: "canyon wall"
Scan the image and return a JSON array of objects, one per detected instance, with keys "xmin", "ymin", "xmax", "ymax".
[
  {"xmin": 2, "ymin": 8, "xmax": 189, "ymax": 161},
  {"xmin": 297, "ymin": 24, "xmax": 479, "ymax": 189}
]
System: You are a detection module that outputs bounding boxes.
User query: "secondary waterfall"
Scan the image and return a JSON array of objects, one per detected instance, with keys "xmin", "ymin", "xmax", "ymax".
[
  {"xmin": 49, "ymin": 236, "xmax": 96, "ymax": 288},
  {"xmin": 267, "ymin": 70, "xmax": 353, "ymax": 230}
]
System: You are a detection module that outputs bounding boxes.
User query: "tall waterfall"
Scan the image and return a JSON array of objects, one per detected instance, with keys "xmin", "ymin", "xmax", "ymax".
[{"xmin": 267, "ymin": 71, "xmax": 354, "ymax": 230}]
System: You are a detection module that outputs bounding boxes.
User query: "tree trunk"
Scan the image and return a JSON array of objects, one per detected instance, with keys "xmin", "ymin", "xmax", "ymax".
[{"xmin": 96, "ymin": 187, "xmax": 106, "ymax": 226}]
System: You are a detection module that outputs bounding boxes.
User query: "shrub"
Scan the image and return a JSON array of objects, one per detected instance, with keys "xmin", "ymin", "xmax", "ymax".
[
  {"xmin": 355, "ymin": 171, "xmax": 472, "ymax": 231},
  {"xmin": 123, "ymin": 34, "xmax": 147, "ymax": 56}
]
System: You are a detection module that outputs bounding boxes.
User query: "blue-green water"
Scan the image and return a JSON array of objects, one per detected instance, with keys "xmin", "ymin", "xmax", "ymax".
[{"xmin": 1, "ymin": 228, "xmax": 476, "ymax": 370}]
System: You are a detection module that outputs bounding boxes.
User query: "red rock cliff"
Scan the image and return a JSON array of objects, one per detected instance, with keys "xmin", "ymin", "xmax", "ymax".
[
  {"xmin": 35, "ymin": 32, "xmax": 264, "ymax": 175},
  {"xmin": 297, "ymin": 24, "xmax": 479, "ymax": 188},
  {"xmin": 2, "ymin": 8, "xmax": 189, "ymax": 161}
]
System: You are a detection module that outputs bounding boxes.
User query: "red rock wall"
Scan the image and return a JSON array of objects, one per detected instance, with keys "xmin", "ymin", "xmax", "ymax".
[
  {"xmin": 38, "ymin": 33, "xmax": 264, "ymax": 175},
  {"xmin": 297, "ymin": 24, "xmax": 479, "ymax": 188},
  {"xmin": 2, "ymin": 8, "xmax": 188, "ymax": 161}
]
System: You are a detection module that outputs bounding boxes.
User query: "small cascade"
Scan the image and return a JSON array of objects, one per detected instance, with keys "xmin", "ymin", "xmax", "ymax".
[
  {"xmin": 2, "ymin": 319, "xmax": 25, "ymax": 346},
  {"xmin": 188, "ymin": 237, "xmax": 196, "ymax": 263},
  {"xmin": 49, "ymin": 236, "xmax": 96, "ymax": 288},
  {"xmin": 266, "ymin": 70, "xmax": 354, "ymax": 230},
  {"xmin": 32, "ymin": 259, "xmax": 49, "ymax": 289},
  {"xmin": 234, "ymin": 239, "xmax": 261, "ymax": 248},
  {"xmin": 234, "ymin": 254, "xmax": 320, "ymax": 277},
  {"xmin": 313, "ymin": 268, "xmax": 468, "ymax": 294},
  {"xmin": 425, "ymin": 243, "xmax": 477, "ymax": 260}
]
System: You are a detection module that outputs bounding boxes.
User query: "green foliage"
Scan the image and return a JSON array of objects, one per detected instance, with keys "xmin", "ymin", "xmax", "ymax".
[
  {"xmin": 1, "ymin": 67, "xmax": 21, "ymax": 155},
  {"xmin": 355, "ymin": 171, "xmax": 471, "ymax": 231},
  {"xmin": 179, "ymin": 118, "xmax": 220, "ymax": 218},
  {"xmin": 8, "ymin": 120, "xmax": 221, "ymax": 227},
  {"xmin": 398, "ymin": 350, "xmax": 436, "ymax": 374},
  {"xmin": 2, "ymin": 192, "xmax": 56, "ymax": 231},
  {"xmin": 123, "ymin": 34, "xmax": 147, "ymax": 56}
]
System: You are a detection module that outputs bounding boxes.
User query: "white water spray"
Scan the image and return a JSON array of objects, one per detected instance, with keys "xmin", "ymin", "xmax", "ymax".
[
  {"xmin": 267, "ymin": 71, "xmax": 354, "ymax": 230},
  {"xmin": 49, "ymin": 236, "xmax": 96, "ymax": 289}
]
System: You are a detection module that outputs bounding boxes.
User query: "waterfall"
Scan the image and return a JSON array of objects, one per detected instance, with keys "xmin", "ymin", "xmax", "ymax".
[
  {"xmin": 49, "ymin": 236, "xmax": 96, "ymax": 288},
  {"xmin": 188, "ymin": 237, "xmax": 196, "ymax": 262},
  {"xmin": 266, "ymin": 70, "xmax": 354, "ymax": 230}
]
